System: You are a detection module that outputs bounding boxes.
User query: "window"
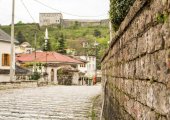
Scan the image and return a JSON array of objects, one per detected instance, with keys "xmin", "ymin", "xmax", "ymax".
[
  {"xmin": 80, "ymin": 64, "xmax": 85, "ymax": 68},
  {"xmin": 2, "ymin": 54, "xmax": 10, "ymax": 66},
  {"xmin": 89, "ymin": 64, "xmax": 91, "ymax": 69}
]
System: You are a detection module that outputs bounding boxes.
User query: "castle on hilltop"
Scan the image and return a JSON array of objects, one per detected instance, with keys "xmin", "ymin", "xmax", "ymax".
[{"xmin": 39, "ymin": 13, "xmax": 109, "ymax": 27}]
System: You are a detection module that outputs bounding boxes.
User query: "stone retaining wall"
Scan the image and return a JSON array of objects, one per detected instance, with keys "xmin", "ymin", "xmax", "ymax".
[{"xmin": 101, "ymin": 0, "xmax": 170, "ymax": 119}]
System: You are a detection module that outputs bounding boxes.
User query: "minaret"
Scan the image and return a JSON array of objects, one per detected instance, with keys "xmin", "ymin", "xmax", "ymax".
[
  {"xmin": 44, "ymin": 28, "xmax": 49, "ymax": 51},
  {"xmin": 44, "ymin": 28, "xmax": 49, "ymax": 40},
  {"xmin": 44, "ymin": 28, "xmax": 49, "ymax": 80}
]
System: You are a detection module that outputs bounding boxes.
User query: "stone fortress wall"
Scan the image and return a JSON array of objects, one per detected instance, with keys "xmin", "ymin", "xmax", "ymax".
[
  {"xmin": 39, "ymin": 13, "xmax": 109, "ymax": 27},
  {"xmin": 101, "ymin": 0, "xmax": 170, "ymax": 119},
  {"xmin": 62, "ymin": 19, "xmax": 109, "ymax": 28}
]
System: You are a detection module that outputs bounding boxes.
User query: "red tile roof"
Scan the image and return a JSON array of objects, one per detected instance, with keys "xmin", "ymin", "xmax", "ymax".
[{"xmin": 16, "ymin": 52, "xmax": 83, "ymax": 64}]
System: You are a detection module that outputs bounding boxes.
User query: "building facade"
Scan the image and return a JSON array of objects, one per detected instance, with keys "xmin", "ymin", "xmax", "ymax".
[
  {"xmin": 15, "ymin": 42, "xmax": 34, "ymax": 54},
  {"xmin": 39, "ymin": 13, "xmax": 63, "ymax": 26},
  {"xmin": 0, "ymin": 29, "xmax": 16, "ymax": 82},
  {"xmin": 77, "ymin": 56, "xmax": 96, "ymax": 78},
  {"xmin": 16, "ymin": 52, "xmax": 83, "ymax": 84}
]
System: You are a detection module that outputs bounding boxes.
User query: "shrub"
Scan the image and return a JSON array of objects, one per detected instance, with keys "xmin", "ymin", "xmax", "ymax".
[
  {"xmin": 31, "ymin": 72, "xmax": 41, "ymax": 80},
  {"xmin": 110, "ymin": 0, "xmax": 135, "ymax": 31}
]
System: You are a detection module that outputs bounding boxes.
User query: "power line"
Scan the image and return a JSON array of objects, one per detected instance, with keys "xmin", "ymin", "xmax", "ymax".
[
  {"xmin": 21, "ymin": 0, "xmax": 36, "ymax": 22},
  {"xmin": 33, "ymin": 0, "xmax": 108, "ymax": 18}
]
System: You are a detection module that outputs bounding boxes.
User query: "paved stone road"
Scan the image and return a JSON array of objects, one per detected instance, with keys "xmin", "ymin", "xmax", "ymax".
[{"xmin": 0, "ymin": 85, "xmax": 101, "ymax": 120}]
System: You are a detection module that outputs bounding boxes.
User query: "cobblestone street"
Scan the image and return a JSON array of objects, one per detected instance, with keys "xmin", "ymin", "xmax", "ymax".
[{"xmin": 0, "ymin": 85, "xmax": 101, "ymax": 120}]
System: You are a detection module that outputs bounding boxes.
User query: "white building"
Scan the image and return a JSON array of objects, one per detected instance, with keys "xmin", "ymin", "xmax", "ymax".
[
  {"xmin": 77, "ymin": 56, "xmax": 96, "ymax": 78},
  {"xmin": 0, "ymin": 29, "xmax": 17, "ymax": 82},
  {"xmin": 39, "ymin": 13, "xmax": 63, "ymax": 26},
  {"xmin": 15, "ymin": 42, "xmax": 34, "ymax": 54}
]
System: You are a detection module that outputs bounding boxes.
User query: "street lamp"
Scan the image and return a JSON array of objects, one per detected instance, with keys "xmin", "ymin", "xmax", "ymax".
[
  {"xmin": 33, "ymin": 30, "xmax": 37, "ymax": 73},
  {"xmin": 94, "ymin": 41, "xmax": 99, "ymax": 85}
]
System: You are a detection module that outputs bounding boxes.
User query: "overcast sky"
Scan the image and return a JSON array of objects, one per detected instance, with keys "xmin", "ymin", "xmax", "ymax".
[{"xmin": 0, "ymin": 0, "xmax": 109, "ymax": 25}]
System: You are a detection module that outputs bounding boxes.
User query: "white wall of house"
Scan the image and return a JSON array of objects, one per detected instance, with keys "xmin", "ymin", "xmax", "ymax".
[
  {"xmin": 0, "ymin": 41, "xmax": 16, "ymax": 82},
  {"xmin": 0, "ymin": 42, "xmax": 11, "ymax": 69},
  {"xmin": 15, "ymin": 46, "xmax": 34, "ymax": 54},
  {"xmin": 77, "ymin": 56, "xmax": 96, "ymax": 78},
  {"xmin": 47, "ymin": 67, "xmax": 58, "ymax": 84},
  {"xmin": 72, "ymin": 72, "xmax": 79, "ymax": 85},
  {"xmin": 0, "ymin": 75, "xmax": 11, "ymax": 82},
  {"xmin": 33, "ymin": 65, "xmax": 58, "ymax": 84}
]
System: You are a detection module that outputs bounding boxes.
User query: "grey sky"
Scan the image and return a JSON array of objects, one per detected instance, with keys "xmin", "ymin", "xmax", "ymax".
[{"xmin": 0, "ymin": 0, "xmax": 109, "ymax": 25}]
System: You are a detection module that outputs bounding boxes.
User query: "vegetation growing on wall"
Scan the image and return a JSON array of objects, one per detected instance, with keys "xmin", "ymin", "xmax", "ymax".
[{"xmin": 110, "ymin": 0, "xmax": 135, "ymax": 31}]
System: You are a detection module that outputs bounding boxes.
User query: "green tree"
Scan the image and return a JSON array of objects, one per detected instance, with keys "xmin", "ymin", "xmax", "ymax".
[
  {"xmin": 16, "ymin": 31, "xmax": 26, "ymax": 44},
  {"xmin": 73, "ymin": 21, "xmax": 80, "ymax": 29},
  {"xmin": 110, "ymin": 0, "xmax": 135, "ymax": 31},
  {"xmin": 16, "ymin": 21, "xmax": 23, "ymax": 25},
  {"xmin": 43, "ymin": 39, "xmax": 52, "ymax": 51},
  {"xmin": 93, "ymin": 29, "xmax": 101, "ymax": 37},
  {"xmin": 55, "ymin": 33, "xmax": 66, "ymax": 54}
]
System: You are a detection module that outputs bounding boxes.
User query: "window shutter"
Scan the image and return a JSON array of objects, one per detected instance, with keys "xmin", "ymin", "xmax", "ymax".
[
  {"xmin": 7, "ymin": 55, "xmax": 10, "ymax": 66},
  {"xmin": 2, "ymin": 54, "xmax": 4, "ymax": 66}
]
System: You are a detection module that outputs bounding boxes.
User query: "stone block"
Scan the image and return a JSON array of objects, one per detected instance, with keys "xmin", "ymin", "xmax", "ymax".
[
  {"xmin": 124, "ymin": 79, "xmax": 134, "ymax": 96},
  {"xmin": 152, "ymin": 83, "xmax": 169, "ymax": 115},
  {"xmin": 132, "ymin": 101, "xmax": 158, "ymax": 120},
  {"xmin": 127, "ymin": 61, "xmax": 135, "ymax": 78},
  {"xmin": 146, "ymin": 25, "xmax": 163, "ymax": 54},
  {"xmin": 146, "ymin": 82, "xmax": 154, "ymax": 108},
  {"xmin": 154, "ymin": 25, "xmax": 164, "ymax": 51},
  {"xmin": 137, "ymin": 36, "xmax": 147, "ymax": 56},
  {"xmin": 161, "ymin": 23, "xmax": 170, "ymax": 49},
  {"xmin": 146, "ymin": 28, "xmax": 155, "ymax": 53}
]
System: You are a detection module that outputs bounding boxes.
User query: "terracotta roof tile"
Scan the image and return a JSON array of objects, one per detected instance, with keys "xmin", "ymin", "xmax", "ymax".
[{"xmin": 16, "ymin": 52, "xmax": 83, "ymax": 64}]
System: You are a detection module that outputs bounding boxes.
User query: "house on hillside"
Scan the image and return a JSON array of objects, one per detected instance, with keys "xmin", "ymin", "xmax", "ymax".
[
  {"xmin": 16, "ymin": 52, "xmax": 83, "ymax": 85},
  {"xmin": 0, "ymin": 29, "xmax": 17, "ymax": 82},
  {"xmin": 15, "ymin": 42, "xmax": 34, "ymax": 54}
]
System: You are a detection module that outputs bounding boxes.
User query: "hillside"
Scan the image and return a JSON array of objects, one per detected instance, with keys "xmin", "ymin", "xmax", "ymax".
[{"xmin": 0, "ymin": 23, "xmax": 109, "ymax": 68}]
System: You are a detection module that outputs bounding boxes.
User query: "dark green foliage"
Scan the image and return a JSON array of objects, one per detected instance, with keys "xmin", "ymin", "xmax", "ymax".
[
  {"xmin": 73, "ymin": 21, "xmax": 80, "ymax": 29},
  {"xmin": 156, "ymin": 12, "xmax": 169, "ymax": 23},
  {"xmin": 16, "ymin": 31, "xmax": 26, "ymax": 44},
  {"xmin": 16, "ymin": 21, "xmax": 24, "ymax": 25},
  {"xmin": 43, "ymin": 39, "xmax": 52, "ymax": 51},
  {"xmin": 55, "ymin": 33, "xmax": 66, "ymax": 54},
  {"xmin": 110, "ymin": 0, "xmax": 135, "ymax": 31},
  {"xmin": 93, "ymin": 29, "xmax": 101, "ymax": 37},
  {"xmin": 30, "ymin": 72, "xmax": 40, "ymax": 80}
]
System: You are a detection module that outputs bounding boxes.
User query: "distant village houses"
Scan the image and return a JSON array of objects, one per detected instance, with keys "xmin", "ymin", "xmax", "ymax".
[
  {"xmin": 16, "ymin": 51, "xmax": 88, "ymax": 85},
  {"xmin": 15, "ymin": 42, "xmax": 34, "ymax": 54}
]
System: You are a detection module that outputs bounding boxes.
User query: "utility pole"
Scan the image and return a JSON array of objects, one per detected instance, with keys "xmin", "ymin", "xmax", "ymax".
[
  {"xmin": 34, "ymin": 31, "xmax": 37, "ymax": 72},
  {"xmin": 10, "ymin": 0, "xmax": 15, "ymax": 81},
  {"xmin": 34, "ymin": 31, "xmax": 37, "ymax": 58}
]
